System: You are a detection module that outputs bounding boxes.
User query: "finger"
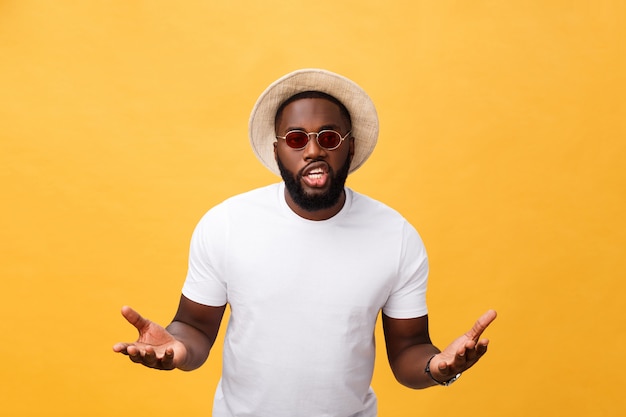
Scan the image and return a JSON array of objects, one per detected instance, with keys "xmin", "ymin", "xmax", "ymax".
[
  {"xmin": 453, "ymin": 338, "xmax": 474, "ymax": 358},
  {"xmin": 143, "ymin": 346, "xmax": 158, "ymax": 367},
  {"xmin": 463, "ymin": 339, "xmax": 477, "ymax": 352},
  {"xmin": 465, "ymin": 339, "xmax": 490, "ymax": 364},
  {"xmin": 476, "ymin": 339, "xmax": 489, "ymax": 356},
  {"xmin": 457, "ymin": 339, "xmax": 476, "ymax": 362},
  {"xmin": 465, "ymin": 309, "xmax": 497, "ymax": 341},
  {"xmin": 112, "ymin": 343, "xmax": 130, "ymax": 354},
  {"xmin": 127, "ymin": 346, "xmax": 144, "ymax": 363},
  {"xmin": 161, "ymin": 347, "xmax": 175, "ymax": 370},
  {"xmin": 120, "ymin": 306, "xmax": 150, "ymax": 332}
]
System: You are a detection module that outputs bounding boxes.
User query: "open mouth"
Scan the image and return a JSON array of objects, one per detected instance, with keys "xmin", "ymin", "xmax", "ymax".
[{"xmin": 301, "ymin": 162, "xmax": 330, "ymax": 188}]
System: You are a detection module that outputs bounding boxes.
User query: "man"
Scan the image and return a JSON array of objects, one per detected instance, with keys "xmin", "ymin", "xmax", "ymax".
[{"xmin": 113, "ymin": 68, "xmax": 497, "ymax": 416}]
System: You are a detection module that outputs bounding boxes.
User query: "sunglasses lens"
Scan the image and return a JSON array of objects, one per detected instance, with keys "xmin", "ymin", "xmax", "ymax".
[
  {"xmin": 317, "ymin": 131, "xmax": 342, "ymax": 149},
  {"xmin": 285, "ymin": 131, "xmax": 309, "ymax": 149}
]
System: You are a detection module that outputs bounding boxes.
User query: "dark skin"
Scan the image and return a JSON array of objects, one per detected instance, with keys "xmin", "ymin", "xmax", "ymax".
[
  {"xmin": 274, "ymin": 97, "xmax": 354, "ymax": 220},
  {"xmin": 113, "ymin": 299, "xmax": 225, "ymax": 371},
  {"xmin": 382, "ymin": 311, "xmax": 496, "ymax": 388},
  {"xmin": 114, "ymin": 96, "xmax": 497, "ymax": 389}
]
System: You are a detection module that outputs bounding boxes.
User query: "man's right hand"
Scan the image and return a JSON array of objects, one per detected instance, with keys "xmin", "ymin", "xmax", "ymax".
[{"xmin": 112, "ymin": 306, "xmax": 188, "ymax": 370}]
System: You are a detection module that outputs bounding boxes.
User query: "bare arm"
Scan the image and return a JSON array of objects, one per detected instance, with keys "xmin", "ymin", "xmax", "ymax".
[
  {"xmin": 382, "ymin": 310, "xmax": 497, "ymax": 389},
  {"xmin": 167, "ymin": 295, "xmax": 226, "ymax": 370},
  {"xmin": 382, "ymin": 314, "xmax": 440, "ymax": 389},
  {"xmin": 113, "ymin": 295, "xmax": 226, "ymax": 371}
]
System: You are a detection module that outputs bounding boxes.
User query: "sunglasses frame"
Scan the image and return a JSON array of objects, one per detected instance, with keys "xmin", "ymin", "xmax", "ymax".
[{"xmin": 276, "ymin": 129, "xmax": 352, "ymax": 151}]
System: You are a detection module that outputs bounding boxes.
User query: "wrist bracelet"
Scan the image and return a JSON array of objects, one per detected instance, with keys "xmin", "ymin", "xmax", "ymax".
[{"xmin": 425, "ymin": 354, "xmax": 461, "ymax": 386}]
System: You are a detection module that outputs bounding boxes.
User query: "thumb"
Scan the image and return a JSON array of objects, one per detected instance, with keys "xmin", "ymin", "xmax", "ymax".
[
  {"xmin": 465, "ymin": 309, "xmax": 497, "ymax": 341},
  {"xmin": 120, "ymin": 306, "xmax": 150, "ymax": 332}
]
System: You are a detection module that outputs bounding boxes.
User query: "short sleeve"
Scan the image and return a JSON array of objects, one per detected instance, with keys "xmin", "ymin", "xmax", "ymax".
[
  {"xmin": 181, "ymin": 204, "xmax": 229, "ymax": 307},
  {"xmin": 382, "ymin": 221, "xmax": 429, "ymax": 319}
]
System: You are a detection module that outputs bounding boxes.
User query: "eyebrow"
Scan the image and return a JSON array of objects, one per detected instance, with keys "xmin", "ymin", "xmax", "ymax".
[{"xmin": 283, "ymin": 124, "xmax": 343, "ymax": 133}]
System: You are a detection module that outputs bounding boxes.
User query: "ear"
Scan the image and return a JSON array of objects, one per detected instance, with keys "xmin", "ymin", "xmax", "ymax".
[
  {"xmin": 273, "ymin": 141, "xmax": 278, "ymax": 160},
  {"xmin": 348, "ymin": 136, "xmax": 355, "ymax": 161}
]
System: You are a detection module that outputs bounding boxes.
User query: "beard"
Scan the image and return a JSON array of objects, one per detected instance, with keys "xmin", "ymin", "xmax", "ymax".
[{"xmin": 276, "ymin": 154, "xmax": 351, "ymax": 212}]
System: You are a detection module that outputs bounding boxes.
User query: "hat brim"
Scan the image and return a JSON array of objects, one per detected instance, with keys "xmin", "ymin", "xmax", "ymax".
[{"xmin": 249, "ymin": 68, "xmax": 379, "ymax": 176}]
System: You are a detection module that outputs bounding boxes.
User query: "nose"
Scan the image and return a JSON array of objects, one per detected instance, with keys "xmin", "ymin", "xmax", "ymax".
[{"xmin": 302, "ymin": 132, "xmax": 326, "ymax": 160}]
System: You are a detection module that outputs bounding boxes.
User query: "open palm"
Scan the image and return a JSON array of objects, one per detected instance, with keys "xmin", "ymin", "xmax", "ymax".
[
  {"xmin": 112, "ymin": 306, "xmax": 188, "ymax": 370},
  {"xmin": 429, "ymin": 309, "xmax": 497, "ymax": 381}
]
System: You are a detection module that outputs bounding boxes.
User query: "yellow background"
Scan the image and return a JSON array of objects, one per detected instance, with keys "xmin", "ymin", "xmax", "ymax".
[{"xmin": 1, "ymin": 1, "xmax": 624, "ymax": 416}]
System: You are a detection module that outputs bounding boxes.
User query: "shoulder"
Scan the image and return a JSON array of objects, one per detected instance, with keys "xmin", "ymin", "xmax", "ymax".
[
  {"xmin": 222, "ymin": 183, "xmax": 280, "ymax": 206},
  {"xmin": 207, "ymin": 183, "xmax": 280, "ymax": 214},
  {"xmin": 193, "ymin": 183, "xmax": 280, "ymax": 228},
  {"xmin": 347, "ymin": 188, "xmax": 409, "ymax": 223},
  {"xmin": 346, "ymin": 188, "xmax": 425, "ymax": 244}
]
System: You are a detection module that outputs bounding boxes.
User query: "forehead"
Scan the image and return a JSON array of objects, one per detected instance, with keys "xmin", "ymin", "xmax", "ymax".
[{"xmin": 275, "ymin": 97, "xmax": 348, "ymax": 131}]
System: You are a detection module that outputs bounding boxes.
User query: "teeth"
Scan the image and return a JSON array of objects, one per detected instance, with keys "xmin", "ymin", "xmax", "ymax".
[{"xmin": 307, "ymin": 169, "xmax": 324, "ymax": 178}]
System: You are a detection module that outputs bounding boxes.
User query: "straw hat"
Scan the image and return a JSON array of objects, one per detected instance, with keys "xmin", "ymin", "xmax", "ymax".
[{"xmin": 249, "ymin": 68, "xmax": 379, "ymax": 176}]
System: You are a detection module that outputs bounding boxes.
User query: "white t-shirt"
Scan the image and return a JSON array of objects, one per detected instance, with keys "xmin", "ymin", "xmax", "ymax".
[{"xmin": 183, "ymin": 183, "xmax": 429, "ymax": 417}]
